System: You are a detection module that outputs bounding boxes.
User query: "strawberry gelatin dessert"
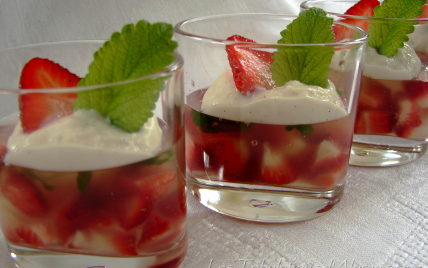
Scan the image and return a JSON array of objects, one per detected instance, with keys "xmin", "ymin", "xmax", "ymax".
[
  {"xmin": 176, "ymin": 10, "xmax": 367, "ymax": 222},
  {"xmin": 301, "ymin": 0, "xmax": 428, "ymax": 166},
  {"xmin": 0, "ymin": 20, "xmax": 186, "ymax": 268}
]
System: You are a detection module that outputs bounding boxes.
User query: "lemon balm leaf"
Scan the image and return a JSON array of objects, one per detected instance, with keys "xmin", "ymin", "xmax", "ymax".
[
  {"xmin": 368, "ymin": 0, "xmax": 425, "ymax": 57},
  {"xmin": 270, "ymin": 8, "xmax": 335, "ymax": 88},
  {"xmin": 74, "ymin": 20, "xmax": 177, "ymax": 132}
]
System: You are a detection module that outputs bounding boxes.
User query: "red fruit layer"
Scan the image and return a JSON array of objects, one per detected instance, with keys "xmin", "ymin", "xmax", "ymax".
[
  {"xmin": 186, "ymin": 90, "xmax": 354, "ymax": 190},
  {"xmin": 0, "ymin": 151, "xmax": 186, "ymax": 258},
  {"xmin": 19, "ymin": 58, "xmax": 81, "ymax": 133},
  {"xmin": 225, "ymin": 35, "xmax": 275, "ymax": 94},
  {"xmin": 355, "ymin": 75, "xmax": 428, "ymax": 140}
]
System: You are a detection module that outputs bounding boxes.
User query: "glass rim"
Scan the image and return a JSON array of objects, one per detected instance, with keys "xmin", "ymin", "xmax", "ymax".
[
  {"xmin": 174, "ymin": 13, "xmax": 368, "ymax": 47},
  {"xmin": 0, "ymin": 40, "xmax": 184, "ymax": 94},
  {"xmin": 300, "ymin": 0, "xmax": 428, "ymax": 22}
]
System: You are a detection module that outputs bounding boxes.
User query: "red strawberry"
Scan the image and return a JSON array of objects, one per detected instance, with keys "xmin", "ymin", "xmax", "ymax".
[
  {"xmin": 354, "ymin": 109, "xmax": 395, "ymax": 134},
  {"xmin": 260, "ymin": 143, "xmax": 299, "ymax": 185},
  {"xmin": 403, "ymin": 80, "xmax": 428, "ymax": 100},
  {"xmin": 358, "ymin": 77, "xmax": 393, "ymax": 109},
  {"xmin": 311, "ymin": 140, "xmax": 349, "ymax": 174},
  {"xmin": 394, "ymin": 99, "xmax": 422, "ymax": 138},
  {"xmin": 12, "ymin": 227, "xmax": 44, "ymax": 247},
  {"xmin": 226, "ymin": 35, "xmax": 275, "ymax": 94},
  {"xmin": 19, "ymin": 58, "xmax": 81, "ymax": 133},
  {"xmin": 194, "ymin": 134, "xmax": 251, "ymax": 181},
  {"xmin": 1, "ymin": 167, "xmax": 47, "ymax": 217},
  {"xmin": 118, "ymin": 166, "xmax": 176, "ymax": 230},
  {"xmin": 334, "ymin": 0, "xmax": 380, "ymax": 40},
  {"xmin": 138, "ymin": 216, "xmax": 170, "ymax": 247}
]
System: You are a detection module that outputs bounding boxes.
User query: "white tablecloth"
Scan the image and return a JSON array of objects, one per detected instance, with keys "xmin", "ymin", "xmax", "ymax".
[{"xmin": 0, "ymin": 0, "xmax": 427, "ymax": 267}]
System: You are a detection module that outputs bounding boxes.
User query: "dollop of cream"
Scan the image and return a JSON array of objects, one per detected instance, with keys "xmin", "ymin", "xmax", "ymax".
[
  {"xmin": 201, "ymin": 69, "xmax": 347, "ymax": 125},
  {"xmin": 4, "ymin": 110, "xmax": 162, "ymax": 171},
  {"xmin": 363, "ymin": 44, "xmax": 421, "ymax": 80}
]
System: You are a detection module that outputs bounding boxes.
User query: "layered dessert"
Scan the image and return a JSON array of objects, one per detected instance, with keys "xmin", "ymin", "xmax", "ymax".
[
  {"xmin": 0, "ymin": 21, "xmax": 185, "ymax": 267},
  {"xmin": 185, "ymin": 8, "xmax": 358, "ymax": 191},
  {"xmin": 336, "ymin": 0, "xmax": 428, "ymax": 140}
]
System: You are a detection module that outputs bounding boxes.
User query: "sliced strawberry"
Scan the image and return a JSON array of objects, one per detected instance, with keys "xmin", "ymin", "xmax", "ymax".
[
  {"xmin": 226, "ymin": 35, "xmax": 275, "ymax": 94},
  {"xmin": 138, "ymin": 216, "xmax": 170, "ymax": 247},
  {"xmin": 403, "ymin": 80, "xmax": 428, "ymax": 100},
  {"xmin": 358, "ymin": 77, "xmax": 393, "ymax": 109},
  {"xmin": 354, "ymin": 109, "xmax": 395, "ymax": 134},
  {"xmin": 19, "ymin": 58, "xmax": 80, "ymax": 133},
  {"xmin": 260, "ymin": 143, "xmax": 300, "ymax": 185},
  {"xmin": 70, "ymin": 230, "xmax": 138, "ymax": 256},
  {"xmin": 9, "ymin": 227, "xmax": 44, "ymax": 247},
  {"xmin": 334, "ymin": 0, "xmax": 380, "ymax": 40},
  {"xmin": 117, "ymin": 166, "xmax": 176, "ymax": 230},
  {"xmin": 1, "ymin": 167, "xmax": 47, "ymax": 217},
  {"xmin": 311, "ymin": 140, "xmax": 348, "ymax": 174},
  {"xmin": 394, "ymin": 99, "xmax": 422, "ymax": 138}
]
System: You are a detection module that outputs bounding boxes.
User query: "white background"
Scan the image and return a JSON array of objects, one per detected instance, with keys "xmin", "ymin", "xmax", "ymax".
[{"xmin": 0, "ymin": 0, "xmax": 427, "ymax": 267}]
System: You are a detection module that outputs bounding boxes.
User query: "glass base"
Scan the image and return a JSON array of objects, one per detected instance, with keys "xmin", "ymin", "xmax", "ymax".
[
  {"xmin": 187, "ymin": 177, "xmax": 344, "ymax": 223},
  {"xmin": 7, "ymin": 234, "xmax": 187, "ymax": 268},
  {"xmin": 349, "ymin": 135, "xmax": 428, "ymax": 167}
]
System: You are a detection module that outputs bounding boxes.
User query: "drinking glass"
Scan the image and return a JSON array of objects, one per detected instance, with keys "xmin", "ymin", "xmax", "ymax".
[
  {"xmin": 175, "ymin": 13, "xmax": 367, "ymax": 222},
  {"xmin": 0, "ymin": 41, "xmax": 186, "ymax": 268},
  {"xmin": 301, "ymin": 0, "xmax": 428, "ymax": 167}
]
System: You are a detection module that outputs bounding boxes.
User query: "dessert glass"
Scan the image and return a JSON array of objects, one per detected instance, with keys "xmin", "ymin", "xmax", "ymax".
[
  {"xmin": 175, "ymin": 14, "xmax": 367, "ymax": 222},
  {"xmin": 301, "ymin": 0, "xmax": 428, "ymax": 167},
  {"xmin": 0, "ymin": 41, "xmax": 186, "ymax": 268}
]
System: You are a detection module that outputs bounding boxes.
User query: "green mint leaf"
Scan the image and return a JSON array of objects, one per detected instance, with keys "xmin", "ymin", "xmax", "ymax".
[
  {"xmin": 191, "ymin": 109, "xmax": 253, "ymax": 134},
  {"xmin": 75, "ymin": 20, "xmax": 177, "ymax": 132},
  {"xmin": 77, "ymin": 171, "xmax": 92, "ymax": 194},
  {"xmin": 368, "ymin": 0, "xmax": 425, "ymax": 57},
  {"xmin": 285, "ymin": 124, "xmax": 314, "ymax": 138},
  {"xmin": 270, "ymin": 7, "xmax": 335, "ymax": 88}
]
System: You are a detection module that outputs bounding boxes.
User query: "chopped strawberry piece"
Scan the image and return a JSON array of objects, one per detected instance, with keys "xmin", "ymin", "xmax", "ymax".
[
  {"xmin": 334, "ymin": 0, "xmax": 380, "ymax": 40},
  {"xmin": 1, "ymin": 167, "xmax": 47, "ymax": 217},
  {"xmin": 358, "ymin": 78, "xmax": 392, "ymax": 109},
  {"xmin": 113, "ymin": 234, "xmax": 138, "ymax": 256},
  {"xmin": 260, "ymin": 143, "xmax": 299, "ymax": 185},
  {"xmin": 19, "ymin": 58, "xmax": 80, "ymax": 133},
  {"xmin": 191, "ymin": 134, "xmax": 251, "ymax": 181},
  {"xmin": 226, "ymin": 35, "xmax": 275, "ymax": 94},
  {"xmin": 403, "ymin": 80, "xmax": 428, "ymax": 100},
  {"xmin": 394, "ymin": 99, "xmax": 422, "ymax": 138},
  {"xmin": 354, "ymin": 109, "xmax": 395, "ymax": 134},
  {"xmin": 139, "ymin": 216, "xmax": 170, "ymax": 246},
  {"xmin": 11, "ymin": 227, "xmax": 44, "ymax": 247},
  {"xmin": 117, "ymin": 166, "xmax": 176, "ymax": 230},
  {"xmin": 311, "ymin": 140, "xmax": 348, "ymax": 173}
]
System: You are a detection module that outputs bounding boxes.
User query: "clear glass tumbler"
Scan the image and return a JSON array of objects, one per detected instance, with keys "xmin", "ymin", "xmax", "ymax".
[
  {"xmin": 175, "ymin": 13, "xmax": 367, "ymax": 222},
  {"xmin": 301, "ymin": 0, "xmax": 428, "ymax": 167},
  {"xmin": 0, "ymin": 41, "xmax": 186, "ymax": 268}
]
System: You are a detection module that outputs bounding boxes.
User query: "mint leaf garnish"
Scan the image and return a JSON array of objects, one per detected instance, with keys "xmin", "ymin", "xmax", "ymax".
[
  {"xmin": 77, "ymin": 171, "xmax": 92, "ymax": 194},
  {"xmin": 270, "ymin": 7, "xmax": 335, "ymax": 88},
  {"xmin": 191, "ymin": 109, "xmax": 253, "ymax": 134},
  {"xmin": 285, "ymin": 124, "xmax": 314, "ymax": 138},
  {"xmin": 368, "ymin": 0, "xmax": 425, "ymax": 57},
  {"xmin": 75, "ymin": 20, "xmax": 177, "ymax": 132}
]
